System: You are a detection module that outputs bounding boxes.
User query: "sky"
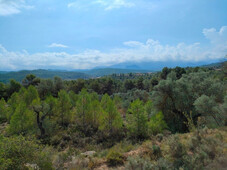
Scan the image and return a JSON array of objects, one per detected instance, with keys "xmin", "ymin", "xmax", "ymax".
[{"xmin": 0, "ymin": 0, "xmax": 227, "ymax": 70}]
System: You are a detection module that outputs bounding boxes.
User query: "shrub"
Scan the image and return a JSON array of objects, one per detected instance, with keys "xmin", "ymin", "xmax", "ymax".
[
  {"xmin": 168, "ymin": 135, "xmax": 186, "ymax": 168},
  {"xmin": 106, "ymin": 149, "xmax": 124, "ymax": 166},
  {"xmin": 143, "ymin": 143, "xmax": 162, "ymax": 161},
  {"xmin": 125, "ymin": 156, "xmax": 154, "ymax": 170},
  {"xmin": 149, "ymin": 112, "xmax": 167, "ymax": 135},
  {"xmin": 155, "ymin": 158, "xmax": 173, "ymax": 170},
  {"xmin": 0, "ymin": 135, "xmax": 53, "ymax": 170},
  {"xmin": 186, "ymin": 129, "xmax": 222, "ymax": 169}
]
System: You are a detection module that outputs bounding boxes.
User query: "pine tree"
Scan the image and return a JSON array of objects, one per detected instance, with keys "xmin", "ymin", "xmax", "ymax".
[
  {"xmin": 127, "ymin": 99, "xmax": 148, "ymax": 140},
  {"xmin": 75, "ymin": 89, "xmax": 92, "ymax": 131},
  {"xmin": 9, "ymin": 102, "xmax": 35, "ymax": 135},
  {"xmin": 0, "ymin": 98, "xmax": 8, "ymax": 123},
  {"xmin": 24, "ymin": 85, "xmax": 39, "ymax": 106},
  {"xmin": 56, "ymin": 90, "xmax": 72, "ymax": 127},
  {"xmin": 99, "ymin": 94, "xmax": 123, "ymax": 135}
]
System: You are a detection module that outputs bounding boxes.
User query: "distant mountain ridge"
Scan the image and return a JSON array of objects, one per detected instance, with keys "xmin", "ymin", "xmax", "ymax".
[
  {"xmin": 0, "ymin": 68, "xmax": 152, "ymax": 83},
  {"xmin": 0, "ymin": 69, "xmax": 89, "ymax": 83},
  {"xmin": 1, "ymin": 61, "xmax": 225, "ymax": 83}
]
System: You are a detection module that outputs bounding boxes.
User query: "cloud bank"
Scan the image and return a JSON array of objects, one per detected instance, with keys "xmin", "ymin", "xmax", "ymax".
[
  {"xmin": 0, "ymin": 0, "xmax": 33, "ymax": 16},
  {"xmin": 0, "ymin": 26, "xmax": 227, "ymax": 70},
  {"xmin": 68, "ymin": 0, "xmax": 134, "ymax": 10},
  {"xmin": 48, "ymin": 43, "xmax": 68, "ymax": 48}
]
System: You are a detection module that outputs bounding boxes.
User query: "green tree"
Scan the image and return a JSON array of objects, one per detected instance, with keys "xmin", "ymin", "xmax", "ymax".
[
  {"xmin": 124, "ymin": 80, "xmax": 135, "ymax": 91},
  {"xmin": 31, "ymin": 99, "xmax": 54, "ymax": 138},
  {"xmin": 24, "ymin": 85, "xmax": 39, "ymax": 106},
  {"xmin": 0, "ymin": 135, "xmax": 53, "ymax": 170},
  {"xmin": 152, "ymin": 71, "xmax": 226, "ymax": 132},
  {"xmin": 0, "ymin": 82, "xmax": 7, "ymax": 100},
  {"xmin": 148, "ymin": 112, "xmax": 167, "ymax": 135},
  {"xmin": 99, "ymin": 94, "xmax": 123, "ymax": 135},
  {"xmin": 75, "ymin": 89, "xmax": 91, "ymax": 131},
  {"xmin": 22, "ymin": 74, "xmax": 40, "ymax": 88},
  {"xmin": 6, "ymin": 92, "xmax": 20, "ymax": 122},
  {"xmin": 145, "ymin": 100, "xmax": 154, "ymax": 119},
  {"xmin": 37, "ymin": 79, "xmax": 54, "ymax": 99},
  {"xmin": 194, "ymin": 95, "xmax": 222, "ymax": 126},
  {"xmin": 126, "ymin": 99, "xmax": 148, "ymax": 139},
  {"xmin": 53, "ymin": 76, "xmax": 64, "ymax": 97},
  {"xmin": 56, "ymin": 90, "xmax": 72, "ymax": 127},
  {"xmin": 6, "ymin": 79, "xmax": 21, "ymax": 99},
  {"xmin": 136, "ymin": 77, "xmax": 144, "ymax": 90},
  {"xmin": 160, "ymin": 67, "xmax": 171, "ymax": 80},
  {"xmin": 0, "ymin": 98, "xmax": 8, "ymax": 123},
  {"xmin": 8, "ymin": 102, "xmax": 35, "ymax": 135}
]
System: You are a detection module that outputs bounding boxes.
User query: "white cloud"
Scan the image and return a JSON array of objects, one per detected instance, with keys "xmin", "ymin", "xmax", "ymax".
[
  {"xmin": 0, "ymin": 0, "xmax": 33, "ymax": 16},
  {"xmin": 0, "ymin": 26, "xmax": 227, "ymax": 70},
  {"xmin": 68, "ymin": 0, "xmax": 134, "ymax": 10},
  {"xmin": 94, "ymin": 0, "xmax": 135, "ymax": 10},
  {"xmin": 48, "ymin": 43, "xmax": 69, "ymax": 48}
]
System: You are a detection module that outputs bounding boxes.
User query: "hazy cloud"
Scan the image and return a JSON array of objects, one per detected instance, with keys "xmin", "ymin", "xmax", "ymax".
[
  {"xmin": 0, "ymin": 26, "xmax": 227, "ymax": 70},
  {"xmin": 68, "ymin": 0, "xmax": 135, "ymax": 10},
  {"xmin": 48, "ymin": 43, "xmax": 69, "ymax": 48},
  {"xmin": 94, "ymin": 0, "xmax": 135, "ymax": 10},
  {"xmin": 0, "ymin": 0, "xmax": 33, "ymax": 16}
]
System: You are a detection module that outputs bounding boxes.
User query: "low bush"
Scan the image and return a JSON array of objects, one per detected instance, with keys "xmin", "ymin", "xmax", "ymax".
[
  {"xmin": 106, "ymin": 149, "xmax": 124, "ymax": 166},
  {"xmin": 125, "ymin": 156, "xmax": 154, "ymax": 170},
  {"xmin": 0, "ymin": 135, "xmax": 53, "ymax": 170}
]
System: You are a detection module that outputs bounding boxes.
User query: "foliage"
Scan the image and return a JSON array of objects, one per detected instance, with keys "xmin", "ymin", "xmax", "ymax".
[
  {"xmin": 106, "ymin": 149, "xmax": 124, "ymax": 166},
  {"xmin": 0, "ymin": 98, "xmax": 8, "ymax": 123},
  {"xmin": 127, "ymin": 99, "xmax": 148, "ymax": 139},
  {"xmin": 148, "ymin": 111, "xmax": 167, "ymax": 135},
  {"xmin": 0, "ymin": 135, "xmax": 53, "ymax": 170},
  {"xmin": 8, "ymin": 102, "xmax": 35, "ymax": 135},
  {"xmin": 125, "ymin": 156, "xmax": 154, "ymax": 170},
  {"xmin": 152, "ymin": 71, "xmax": 226, "ymax": 133},
  {"xmin": 99, "ymin": 94, "xmax": 123, "ymax": 136},
  {"xmin": 56, "ymin": 90, "xmax": 72, "ymax": 127}
]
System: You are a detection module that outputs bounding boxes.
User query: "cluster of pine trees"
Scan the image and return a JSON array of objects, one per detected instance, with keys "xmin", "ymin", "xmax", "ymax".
[
  {"xmin": 0, "ymin": 85, "xmax": 167, "ymax": 143},
  {"xmin": 0, "ymin": 65, "xmax": 226, "ymax": 145}
]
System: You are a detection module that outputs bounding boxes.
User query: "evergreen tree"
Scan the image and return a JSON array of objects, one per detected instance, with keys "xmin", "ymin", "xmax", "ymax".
[
  {"xmin": 127, "ymin": 99, "xmax": 148, "ymax": 139},
  {"xmin": 24, "ymin": 85, "xmax": 39, "ymax": 106},
  {"xmin": 148, "ymin": 111, "xmax": 167, "ymax": 135},
  {"xmin": 0, "ymin": 98, "xmax": 8, "ymax": 123},
  {"xmin": 56, "ymin": 90, "xmax": 72, "ymax": 127},
  {"xmin": 99, "ymin": 94, "xmax": 123, "ymax": 135},
  {"xmin": 9, "ymin": 102, "xmax": 35, "ymax": 135},
  {"xmin": 75, "ymin": 89, "xmax": 91, "ymax": 130}
]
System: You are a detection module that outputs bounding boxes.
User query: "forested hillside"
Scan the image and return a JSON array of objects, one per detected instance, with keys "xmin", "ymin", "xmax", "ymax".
[
  {"xmin": 0, "ymin": 69, "xmax": 90, "ymax": 83},
  {"xmin": 0, "ymin": 68, "xmax": 152, "ymax": 83},
  {"xmin": 0, "ymin": 64, "xmax": 226, "ymax": 169}
]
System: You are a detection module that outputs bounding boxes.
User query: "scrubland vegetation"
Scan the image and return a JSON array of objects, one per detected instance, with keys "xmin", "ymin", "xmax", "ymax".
[{"xmin": 0, "ymin": 63, "xmax": 227, "ymax": 169}]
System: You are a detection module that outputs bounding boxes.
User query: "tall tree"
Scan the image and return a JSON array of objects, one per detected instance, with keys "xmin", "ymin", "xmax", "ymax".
[
  {"xmin": 75, "ymin": 89, "xmax": 94, "ymax": 133},
  {"xmin": 22, "ymin": 74, "xmax": 40, "ymax": 88},
  {"xmin": 126, "ymin": 99, "xmax": 148, "ymax": 139},
  {"xmin": 9, "ymin": 102, "xmax": 35, "ymax": 135},
  {"xmin": 0, "ymin": 98, "xmax": 8, "ymax": 123},
  {"xmin": 56, "ymin": 90, "xmax": 72, "ymax": 127},
  {"xmin": 99, "ymin": 94, "xmax": 123, "ymax": 135},
  {"xmin": 24, "ymin": 85, "xmax": 39, "ymax": 106},
  {"xmin": 31, "ymin": 99, "xmax": 52, "ymax": 138}
]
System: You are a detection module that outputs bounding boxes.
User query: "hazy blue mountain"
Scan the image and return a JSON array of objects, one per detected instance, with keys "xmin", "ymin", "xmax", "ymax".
[
  {"xmin": 0, "ymin": 68, "xmax": 152, "ymax": 83},
  {"xmin": 108, "ymin": 60, "xmax": 222, "ymax": 70},
  {"xmin": 82, "ymin": 68, "xmax": 152, "ymax": 77},
  {"xmin": 1, "ymin": 60, "xmax": 225, "ymax": 83},
  {"xmin": 0, "ymin": 69, "xmax": 90, "ymax": 83}
]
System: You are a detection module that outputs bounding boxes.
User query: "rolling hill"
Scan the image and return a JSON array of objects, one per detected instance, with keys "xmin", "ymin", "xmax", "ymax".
[{"xmin": 0, "ymin": 68, "xmax": 153, "ymax": 83}]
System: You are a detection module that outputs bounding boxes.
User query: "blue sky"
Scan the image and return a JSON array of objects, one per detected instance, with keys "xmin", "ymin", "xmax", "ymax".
[{"xmin": 0, "ymin": 0, "xmax": 227, "ymax": 70}]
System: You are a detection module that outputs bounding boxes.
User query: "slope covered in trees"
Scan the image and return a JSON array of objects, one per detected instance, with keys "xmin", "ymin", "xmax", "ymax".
[
  {"xmin": 0, "ymin": 64, "xmax": 226, "ymax": 169},
  {"xmin": 0, "ymin": 68, "xmax": 153, "ymax": 83}
]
